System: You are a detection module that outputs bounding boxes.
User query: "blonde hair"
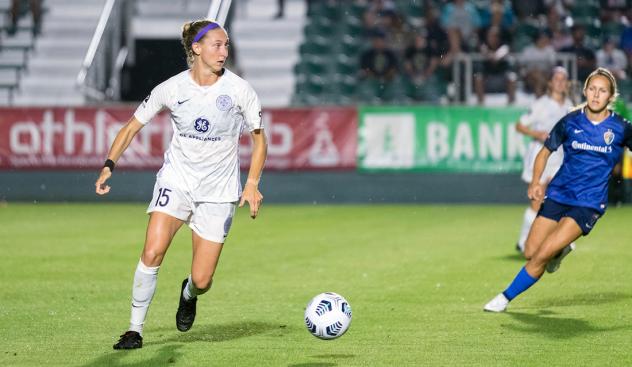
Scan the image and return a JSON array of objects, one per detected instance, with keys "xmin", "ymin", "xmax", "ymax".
[
  {"xmin": 572, "ymin": 67, "xmax": 619, "ymax": 111},
  {"xmin": 547, "ymin": 66, "xmax": 569, "ymax": 101},
  {"xmin": 181, "ymin": 19, "xmax": 227, "ymax": 67}
]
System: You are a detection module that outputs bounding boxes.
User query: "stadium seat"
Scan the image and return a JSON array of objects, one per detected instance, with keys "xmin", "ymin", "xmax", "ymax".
[
  {"xmin": 299, "ymin": 36, "xmax": 330, "ymax": 57},
  {"xmin": 618, "ymin": 79, "xmax": 632, "ymax": 103}
]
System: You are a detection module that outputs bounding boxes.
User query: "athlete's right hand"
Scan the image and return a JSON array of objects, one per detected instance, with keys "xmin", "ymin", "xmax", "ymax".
[
  {"xmin": 95, "ymin": 167, "xmax": 112, "ymax": 195},
  {"xmin": 535, "ymin": 131, "xmax": 548, "ymax": 142},
  {"xmin": 527, "ymin": 182, "xmax": 544, "ymax": 203}
]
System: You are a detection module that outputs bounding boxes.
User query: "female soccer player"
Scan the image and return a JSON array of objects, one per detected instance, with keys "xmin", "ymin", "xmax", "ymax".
[
  {"xmin": 485, "ymin": 67, "xmax": 632, "ymax": 312},
  {"xmin": 95, "ymin": 20, "xmax": 267, "ymax": 348},
  {"xmin": 514, "ymin": 67, "xmax": 573, "ymax": 253}
]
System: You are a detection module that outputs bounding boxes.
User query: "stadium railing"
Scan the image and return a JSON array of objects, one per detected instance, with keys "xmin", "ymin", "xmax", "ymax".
[
  {"xmin": 77, "ymin": 0, "xmax": 133, "ymax": 102},
  {"xmin": 451, "ymin": 52, "xmax": 577, "ymax": 104}
]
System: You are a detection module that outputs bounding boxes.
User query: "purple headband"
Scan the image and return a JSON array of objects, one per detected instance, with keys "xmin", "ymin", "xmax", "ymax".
[{"xmin": 192, "ymin": 22, "xmax": 220, "ymax": 43}]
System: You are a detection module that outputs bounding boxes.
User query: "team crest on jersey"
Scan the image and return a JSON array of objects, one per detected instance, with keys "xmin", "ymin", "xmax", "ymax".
[
  {"xmin": 194, "ymin": 117, "xmax": 210, "ymax": 133},
  {"xmin": 603, "ymin": 129, "xmax": 614, "ymax": 145},
  {"xmin": 216, "ymin": 95, "xmax": 233, "ymax": 111}
]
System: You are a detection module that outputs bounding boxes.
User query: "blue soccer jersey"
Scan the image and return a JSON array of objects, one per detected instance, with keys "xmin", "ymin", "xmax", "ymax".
[{"xmin": 544, "ymin": 109, "xmax": 632, "ymax": 213}]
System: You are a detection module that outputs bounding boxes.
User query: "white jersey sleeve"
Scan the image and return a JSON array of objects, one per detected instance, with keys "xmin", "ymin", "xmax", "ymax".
[
  {"xmin": 519, "ymin": 98, "xmax": 544, "ymax": 127},
  {"xmin": 238, "ymin": 82, "xmax": 262, "ymax": 132},
  {"xmin": 133, "ymin": 80, "xmax": 175, "ymax": 124}
]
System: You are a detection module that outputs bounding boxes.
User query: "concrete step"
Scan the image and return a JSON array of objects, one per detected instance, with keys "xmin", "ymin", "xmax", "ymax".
[
  {"xmin": 239, "ymin": 0, "xmax": 305, "ymax": 20},
  {"xmin": 44, "ymin": 18, "xmax": 98, "ymax": 30},
  {"xmin": 21, "ymin": 76, "xmax": 76, "ymax": 89},
  {"xmin": 34, "ymin": 42, "xmax": 88, "ymax": 57},
  {"xmin": 136, "ymin": 1, "xmax": 208, "ymax": 18},
  {"xmin": 237, "ymin": 50, "xmax": 299, "ymax": 69},
  {"xmin": 29, "ymin": 57, "xmax": 83, "ymax": 69},
  {"xmin": 27, "ymin": 63, "xmax": 80, "ymax": 75},
  {"xmin": 232, "ymin": 19, "xmax": 304, "ymax": 36},
  {"xmin": 13, "ymin": 93, "xmax": 86, "ymax": 106},
  {"xmin": 0, "ymin": 69, "xmax": 19, "ymax": 83},
  {"xmin": 47, "ymin": 5, "xmax": 104, "ymax": 18}
]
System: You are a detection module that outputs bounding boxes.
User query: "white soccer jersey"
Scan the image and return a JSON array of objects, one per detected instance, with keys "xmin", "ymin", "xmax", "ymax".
[
  {"xmin": 134, "ymin": 69, "xmax": 262, "ymax": 202},
  {"xmin": 520, "ymin": 95, "xmax": 573, "ymax": 183}
]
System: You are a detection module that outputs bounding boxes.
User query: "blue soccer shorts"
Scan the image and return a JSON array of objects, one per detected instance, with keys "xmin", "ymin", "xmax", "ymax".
[{"xmin": 538, "ymin": 198, "xmax": 602, "ymax": 235}]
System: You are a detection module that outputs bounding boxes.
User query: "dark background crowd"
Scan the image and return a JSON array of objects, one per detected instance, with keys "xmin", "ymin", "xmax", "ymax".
[{"xmin": 294, "ymin": 0, "xmax": 632, "ymax": 106}]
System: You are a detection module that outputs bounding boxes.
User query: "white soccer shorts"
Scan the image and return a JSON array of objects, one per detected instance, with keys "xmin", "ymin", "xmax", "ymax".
[{"xmin": 146, "ymin": 179, "xmax": 236, "ymax": 244}]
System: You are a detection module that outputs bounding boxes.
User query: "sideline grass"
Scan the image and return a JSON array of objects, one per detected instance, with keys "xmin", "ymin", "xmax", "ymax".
[{"xmin": 1, "ymin": 203, "xmax": 631, "ymax": 366}]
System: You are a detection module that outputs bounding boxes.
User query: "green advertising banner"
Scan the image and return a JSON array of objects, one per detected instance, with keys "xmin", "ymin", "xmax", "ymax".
[{"xmin": 358, "ymin": 106, "xmax": 528, "ymax": 172}]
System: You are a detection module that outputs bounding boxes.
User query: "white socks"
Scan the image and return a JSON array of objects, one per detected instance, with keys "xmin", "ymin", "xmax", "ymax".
[
  {"xmin": 129, "ymin": 260, "xmax": 160, "ymax": 335},
  {"xmin": 183, "ymin": 274, "xmax": 212, "ymax": 301},
  {"xmin": 517, "ymin": 207, "xmax": 537, "ymax": 252}
]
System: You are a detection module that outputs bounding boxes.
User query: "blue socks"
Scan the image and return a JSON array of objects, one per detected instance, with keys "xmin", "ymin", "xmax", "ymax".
[{"xmin": 502, "ymin": 266, "xmax": 539, "ymax": 301}]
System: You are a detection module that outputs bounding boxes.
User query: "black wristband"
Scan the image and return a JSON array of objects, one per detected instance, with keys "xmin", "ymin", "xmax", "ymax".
[{"xmin": 104, "ymin": 159, "xmax": 115, "ymax": 172}]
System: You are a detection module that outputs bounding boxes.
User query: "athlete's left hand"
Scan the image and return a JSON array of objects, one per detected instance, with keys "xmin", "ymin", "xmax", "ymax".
[
  {"xmin": 528, "ymin": 182, "xmax": 544, "ymax": 203},
  {"xmin": 240, "ymin": 181, "xmax": 263, "ymax": 219}
]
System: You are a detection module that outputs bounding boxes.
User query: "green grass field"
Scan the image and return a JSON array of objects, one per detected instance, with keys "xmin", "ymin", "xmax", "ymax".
[{"xmin": 1, "ymin": 203, "xmax": 632, "ymax": 366}]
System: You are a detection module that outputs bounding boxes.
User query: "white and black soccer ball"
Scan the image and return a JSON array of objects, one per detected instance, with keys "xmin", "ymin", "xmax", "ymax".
[{"xmin": 304, "ymin": 292, "xmax": 352, "ymax": 340}]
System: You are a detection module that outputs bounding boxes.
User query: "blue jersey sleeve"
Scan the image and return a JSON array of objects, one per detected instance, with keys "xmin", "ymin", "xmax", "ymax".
[
  {"xmin": 544, "ymin": 118, "xmax": 567, "ymax": 152},
  {"xmin": 624, "ymin": 121, "xmax": 632, "ymax": 150}
]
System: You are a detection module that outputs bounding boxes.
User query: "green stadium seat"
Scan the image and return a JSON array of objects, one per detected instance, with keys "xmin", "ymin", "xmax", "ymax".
[
  {"xmin": 334, "ymin": 55, "xmax": 358, "ymax": 76},
  {"xmin": 344, "ymin": 2, "xmax": 367, "ymax": 19},
  {"xmin": 602, "ymin": 21, "xmax": 624, "ymax": 40},
  {"xmin": 332, "ymin": 73, "xmax": 357, "ymax": 98},
  {"xmin": 618, "ymin": 79, "xmax": 632, "ymax": 103},
  {"xmin": 299, "ymin": 37, "xmax": 330, "ymax": 57},
  {"xmin": 308, "ymin": 1, "xmax": 340, "ymax": 22}
]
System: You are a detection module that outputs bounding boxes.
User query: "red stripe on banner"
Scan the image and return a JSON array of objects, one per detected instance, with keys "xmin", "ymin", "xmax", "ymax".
[{"xmin": 0, "ymin": 107, "xmax": 357, "ymax": 170}]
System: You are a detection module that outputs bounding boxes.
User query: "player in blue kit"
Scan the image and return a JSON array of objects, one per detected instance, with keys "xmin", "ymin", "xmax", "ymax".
[{"xmin": 484, "ymin": 67, "xmax": 632, "ymax": 312}]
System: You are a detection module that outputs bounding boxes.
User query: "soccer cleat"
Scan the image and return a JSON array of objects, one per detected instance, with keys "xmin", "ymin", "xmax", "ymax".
[
  {"xmin": 484, "ymin": 293, "xmax": 509, "ymax": 312},
  {"xmin": 546, "ymin": 243, "xmax": 575, "ymax": 273},
  {"xmin": 515, "ymin": 242, "xmax": 523, "ymax": 253},
  {"xmin": 176, "ymin": 278, "xmax": 197, "ymax": 332},
  {"xmin": 113, "ymin": 331, "xmax": 142, "ymax": 350}
]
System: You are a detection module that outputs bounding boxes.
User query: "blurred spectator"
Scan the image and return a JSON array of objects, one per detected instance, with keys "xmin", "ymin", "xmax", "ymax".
[
  {"xmin": 620, "ymin": 10, "xmax": 632, "ymax": 68},
  {"xmin": 479, "ymin": 0, "xmax": 515, "ymax": 32},
  {"xmin": 560, "ymin": 24, "xmax": 597, "ymax": 80},
  {"xmin": 511, "ymin": 0, "xmax": 546, "ymax": 22},
  {"xmin": 546, "ymin": 6, "xmax": 572, "ymax": 50},
  {"xmin": 9, "ymin": 0, "xmax": 41, "ymax": 36},
  {"xmin": 381, "ymin": 10, "xmax": 412, "ymax": 54},
  {"xmin": 362, "ymin": 0, "xmax": 397, "ymax": 29},
  {"xmin": 424, "ymin": 6, "xmax": 451, "ymax": 66},
  {"xmin": 543, "ymin": 0, "xmax": 574, "ymax": 18},
  {"xmin": 440, "ymin": 0, "xmax": 482, "ymax": 54},
  {"xmin": 274, "ymin": 0, "xmax": 284, "ymax": 19},
  {"xmin": 519, "ymin": 30, "xmax": 557, "ymax": 96},
  {"xmin": 403, "ymin": 32, "xmax": 439, "ymax": 85},
  {"xmin": 474, "ymin": 26, "xmax": 517, "ymax": 104},
  {"xmin": 359, "ymin": 30, "xmax": 399, "ymax": 82},
  {"xmin": 596, "ymin": 37, "xmax": 628, "ymax": 80},
  {"xmin": 600, "ymin": 0, "xmax": 630, "ymax": 20}
]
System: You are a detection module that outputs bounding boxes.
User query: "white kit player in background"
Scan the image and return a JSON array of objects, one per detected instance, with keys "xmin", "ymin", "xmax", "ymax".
[
  {"xmin": 514, "ymin": 66, "xmax": 572, "ymax": 254},
  {"xmin": 95, "ymin": 19, "xmax": 267, "ymax": 350}
]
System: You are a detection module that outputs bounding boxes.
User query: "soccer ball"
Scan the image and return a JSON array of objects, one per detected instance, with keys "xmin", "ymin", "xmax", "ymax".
[{"xmin": 304, "ymin": 292, "xmax": 352, "ymax": 340}]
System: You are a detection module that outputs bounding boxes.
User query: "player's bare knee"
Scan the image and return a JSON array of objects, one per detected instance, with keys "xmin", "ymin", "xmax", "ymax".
[
  {"xmin": 530, "ymin": 250, "xmax": 550, "ymax": 270},
  {"xmin": 141, "ymin": 249, "xmax": 164, "ymax": 267},
  {"xmin": 191, "ymin": 274, "xmax": 212, "ymax": 291}
]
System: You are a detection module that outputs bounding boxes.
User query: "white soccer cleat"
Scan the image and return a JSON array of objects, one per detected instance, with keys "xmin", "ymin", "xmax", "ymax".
[
  {"xmin": 484, "ymin": 293, "xmax": 509, "ymax": 312},
  {"xmin": 546, "ymin": 243, "xmax": 575, "ymax": 273}
]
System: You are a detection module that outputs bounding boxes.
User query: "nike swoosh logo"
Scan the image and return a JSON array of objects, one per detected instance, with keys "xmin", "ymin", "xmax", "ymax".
[
  {"xmin": 574, "ymin": 129, "xmax": 583, "ymax": 134},
  {"xmin": 585, "ymin": 223, "xmax": 592, "ymax": 229},
  {"xmin": 177, "ymin": 99, "xmax": 190, "ymax": 105}
]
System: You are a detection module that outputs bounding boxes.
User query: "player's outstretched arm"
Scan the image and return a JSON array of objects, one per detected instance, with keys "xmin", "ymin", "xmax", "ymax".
[
  {"xmin": 516, "ymin": 122, "xmax": 548, "ymax": 142},
  {"xmin": 239, "ymin": 129, "xmax": 267, "ymax": 218},
  {"xmin": 95, "ymin": 117, "xmax": 145, "ymax": 195},
  {"xmin": 527, "ymin": 147, "xmax": 552, "ymax": 202}
]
